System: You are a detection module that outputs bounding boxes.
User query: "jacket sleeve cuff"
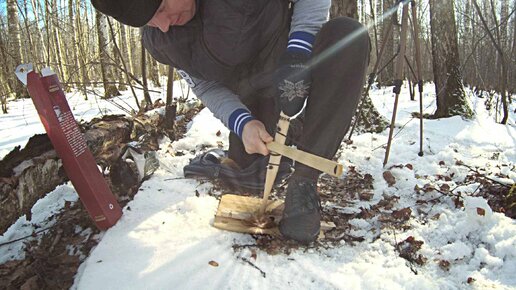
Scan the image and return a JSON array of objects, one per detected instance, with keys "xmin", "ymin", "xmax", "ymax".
[
  {"xmin": 228, "ymin": 108, "xmax": 255, "ymax": 139},
  {"xmin": 287, "ymin": 31, "xmax": 316, "ymax": 55}
]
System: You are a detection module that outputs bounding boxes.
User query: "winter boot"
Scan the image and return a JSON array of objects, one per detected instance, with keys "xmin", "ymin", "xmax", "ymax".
[
  {"xmin": 279, "ymin": 175, "xmax": 321, "ymax": 243},
  {"xmin": 183, "ymin": 149, "xmax": 292, "ymax": 194}
]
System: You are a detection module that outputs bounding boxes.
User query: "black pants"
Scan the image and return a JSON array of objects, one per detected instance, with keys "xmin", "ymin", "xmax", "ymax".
[{"xmin": 228, "ymin": 17, "xmax": 370, "ymax": 179}]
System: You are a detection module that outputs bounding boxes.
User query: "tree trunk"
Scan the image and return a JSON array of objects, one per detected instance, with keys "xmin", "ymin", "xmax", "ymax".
[
  {"xmin": 21, "ymin": 0, "xmax": 36, "ymax": 63},
  {"xmin": 380, "ymin": 0, "xmax": 396, "ymax": 85},
  {"xmin": 73, "ymin": 0, "xmax": 88, "ymax": 99},
  {"xmin": 50, "ymin": 0, "xmax": 67, "ymax": 82},
  {"xmin": 95, "ymin": 11, "xmax": 120, "ymax": 98},
  {"xmin": 30, "ymin": 0, "xmax": 49, "ymax": 66},
  {"xmin": 68, "ymin": 0, "xmax": 81, "ymax": 88},
  {"xmin": 7, "ymin": 0, "xmax": 27, "ymax": 99},
  {"xmin": 429, "ymin": 0, "xmax": 473, "ymax": 118},
  {"xmin": 119, "ymin": 25, "xmax": 135, "ymax": 79},
  {"xmin": 140, "ymin": 31, "xmax": 153, "ymax": 106},
  {"xmin": 0, "ymin": 21, "xmax": 14, "ymax": 105},
  {"xmin": 472, "ymin": 0, "xmax": 509, "ymax": 124},
  {"xmin": 149, "ymin": 55, "xmax": 161, "ymax": 87},
  {"xmin": 164, "ymin": 66, "xmax": 176, "ymax": 131},
  {"xmin": 119, "ymin": 23, "xmax": 132, "ymax": 88},
  {"xmin": 112, "ymin": 23, "xmax": 127, "ymax": 91},
  {"xmin": 107, "ymin": 18, "xmax": 140, "ymax": 109},
  {"xmin": 512, "ymin": 0, "xmax": 516, "ymax": 93},
  {"xmin": 330, "ymin": 0, "xmax": 358, "ymax": 19}
]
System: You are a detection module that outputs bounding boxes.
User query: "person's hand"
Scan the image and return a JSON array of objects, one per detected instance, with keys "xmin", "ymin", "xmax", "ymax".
[
  {"xmin": 274, "ymin": 51, "xmax": 311, "ymax": 117},
  {"xmin": 241, "ymin": 120, "xmax": 273, "ymax": 155}
]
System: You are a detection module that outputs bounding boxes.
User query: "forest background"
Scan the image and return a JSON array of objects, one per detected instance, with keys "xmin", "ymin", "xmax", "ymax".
[{"xmin": 0, "ymin": 0, "xmax": 514, "ymax": 127}]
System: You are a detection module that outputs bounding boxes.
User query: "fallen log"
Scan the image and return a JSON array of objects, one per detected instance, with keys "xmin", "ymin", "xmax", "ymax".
[{"xmin": 0, "ymin": 115, "xmax": 135, "ymax": 235}]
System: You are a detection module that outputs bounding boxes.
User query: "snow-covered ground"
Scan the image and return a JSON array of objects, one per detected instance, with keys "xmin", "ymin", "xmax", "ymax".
[{"xmin": 0, "ymin": 81, "xmax": 514, "ymax": 290}]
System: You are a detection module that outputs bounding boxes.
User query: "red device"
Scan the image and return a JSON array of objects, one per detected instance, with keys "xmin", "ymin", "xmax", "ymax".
[{"xmin": 19, "ymin": 66, "xmax": 122, "ymax": 230}]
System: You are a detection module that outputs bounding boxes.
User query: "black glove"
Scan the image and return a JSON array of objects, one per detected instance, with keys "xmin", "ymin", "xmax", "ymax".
[{"xmin": 275, "ymin": 51, "xmax": 311, "ymax": 117}]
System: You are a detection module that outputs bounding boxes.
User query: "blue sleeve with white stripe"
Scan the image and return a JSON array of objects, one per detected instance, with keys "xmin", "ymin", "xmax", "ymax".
[
  {"xmin": 288, "ymin": 0, "xmax": 331, "ymax": 54},
  {"xmin": 189, "ymin": 75, "xmax": 255, "ymax": 139}
]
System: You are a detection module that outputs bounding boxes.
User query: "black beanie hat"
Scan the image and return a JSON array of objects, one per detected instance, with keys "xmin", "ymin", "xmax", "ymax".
[{"xmin": 91, "ymin": 0, "xmax": 163, "ymax": 27}]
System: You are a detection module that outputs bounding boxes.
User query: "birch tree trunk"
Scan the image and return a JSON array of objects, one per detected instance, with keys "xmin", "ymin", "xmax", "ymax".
[
  {"xmin": 30, "ymin": 0, "xmax": 49, "ymax": 65},
  {"xmin": 7, "ymin": 0, "xmax": 27, "ymax": 98},
  {"xmin": 21, "ymin": 0, "xmax": 36, "ymax": 62},
  {"xmin": 119, "ymin": 24, "xmax": 134, "ymax": 79},
  {"xmin": 75, "ymin": 0, "xmax": 90, "ymax": 96},
  {"xmin": 508, "ymin": 0, "xmax": 516, "ymax": 94},
  {"xmin": 429, "ymin": 0, "xmax": 473, "ymax": 118},
  {"xmin": 0, "ymin": 18, "xmax": 14, "ymax": 106},
  {"xmin": 68, "ymin": 0, "xmax": 81, "ymax": 87},
  {"xmin": 50, "ymin": 0, "xmax": 67, "ymax": 82},
  {"xmin": 96, "ymin": 11, "xmax": 120, "ymax": 98}
]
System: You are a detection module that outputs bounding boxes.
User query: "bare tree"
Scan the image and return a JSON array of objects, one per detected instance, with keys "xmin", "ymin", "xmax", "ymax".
[
  {"xmin": 472, "ymin": 0, "xmax": 510, "ymax": 123},
  {"xmin": 331, "ymin": 0, "xmax": 358, "ymax": 19},
  {"xmin": 7, "ymin": 0, "xmax": 26, "ymax": 98},
  {"xmin": 379, "ymin": 0, "xmax": 396, "ymax": 85},
  {"xmin": 49, "ymin": 0, "xmax": 67, "ymax": 82},
  {"xmin": 163, "ymin": 66, "xmax": 176, "ymax": 130},
  {"xmin": 140, "ymin": 35, "xmax": 153, "ymax": 106},
  {"xmin": 95, "ymin": 11, "xmax": 120, "ymax": 98},
  {"xmin": 429, "ymin": 0, "xmax": 473, "ymax": 118}
]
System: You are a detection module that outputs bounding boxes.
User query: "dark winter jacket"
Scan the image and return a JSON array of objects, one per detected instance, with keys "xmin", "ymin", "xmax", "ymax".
[{"xmin": 142, "ymin": 0, "xmax": 291, "ymax": 101}]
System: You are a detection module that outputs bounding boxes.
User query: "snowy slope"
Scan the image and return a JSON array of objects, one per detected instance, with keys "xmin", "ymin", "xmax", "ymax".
[
  {"xmin": 74, "ymin": 84, "xmax": 514, "ymax": 289},
  {"xmin": 0, "ymin": 82, "xmax": 514, "ymax": 289}
]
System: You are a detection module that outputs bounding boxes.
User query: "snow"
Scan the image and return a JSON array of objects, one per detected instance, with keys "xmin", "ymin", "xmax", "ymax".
[{"xmin": 0, "ymin": 80, "xmax": 515, "ymax": 289}]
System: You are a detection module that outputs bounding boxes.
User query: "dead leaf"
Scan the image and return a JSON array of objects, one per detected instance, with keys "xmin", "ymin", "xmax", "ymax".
[
  {"xmin": 439, "ymin": 161, "xmax": 446, "ymax": 166},
  {"xmin": 438, "ymin": 260, "xmax": 450, "ymax": 271},
  {"xmin": 216, "ymin": 130, "xmax": 221, "ymax": 137},
  {"xmin": 359, "ymin": 190, "xmax": 374, "ymax": 201},
  {"xmin": 208, "ymin": 260, "xmax": 219, "ymax": 267},
  {"xmin": 454, "ymin": 195, "xmax": 464, "ymax": 208},
  {"xmin": 383, "ymin": 171, "xmax": 396, "ymax": 187},
  {"xmin": 251, "ymin": 249, "xmax": 257, "ymax": 261},
  {"xmin": 440, "ymin": 184, "xmax": 450, "ymax": 193},
  {"xmin": 476, "ymin": 207, "xmax": 486, "ymax": 216},
  {"xmin": 392, "ymin": 208, "xmax": 412, "ymax": 221},
  {"xmin": 397, "ymin": 236, "xmax": 427, "ymax": 266},
  {"xmin": 405, "ymin": 164, "xmax": 413, "ymax": 170},
  {"xmin": 422, "ymin": 183, "xmax": 435, "ymax": 193},
  {"xmin": 467, "ymin": 277, "xmax": 476, "ymax": 284}
]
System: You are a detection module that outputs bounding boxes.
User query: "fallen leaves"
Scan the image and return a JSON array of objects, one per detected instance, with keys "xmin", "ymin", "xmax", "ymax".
[
  {"xmin": 438, "ymin": 260, "xmax": 451, "ymax": 271},
  {"xmin": 383, "ymin": 171, "xmax": 396, "ymax": 187},
  {"xmin": 392, "ymin": 208, "xmax": 412, "ymax": 221},
  {"xmin": 208, "ymin": 261, "xmax": 219, "ymax": 267},
  {"xmin": 396, "ymin": 236, "xmax": 427, "ymax": 267},
  {"xmin": 378, "ymin": 207, "xmax": 412, "ymax": 226}
]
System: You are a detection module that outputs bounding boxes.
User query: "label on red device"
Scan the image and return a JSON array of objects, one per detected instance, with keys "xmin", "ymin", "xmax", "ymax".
[{"xmin": 57, "ymin": 109, "xmax": 87, "ymax": 157}]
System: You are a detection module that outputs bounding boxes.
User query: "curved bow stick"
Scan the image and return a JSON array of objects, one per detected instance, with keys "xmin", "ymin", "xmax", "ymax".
[{"xmin": 259, "ymin": 112, "xmax": 290, "ymax": 215}]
